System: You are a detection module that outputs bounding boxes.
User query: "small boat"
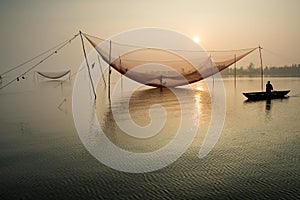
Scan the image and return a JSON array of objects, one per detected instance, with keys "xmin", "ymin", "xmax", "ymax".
[{"xmin": 243, "ymin": 90, "xmax": 290, "ymax": 101}]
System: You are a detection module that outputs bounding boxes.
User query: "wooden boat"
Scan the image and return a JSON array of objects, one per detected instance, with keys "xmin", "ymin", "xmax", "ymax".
[{"xmin": 243, "ymin": 90, "xmax": 290, "ymax": 101}]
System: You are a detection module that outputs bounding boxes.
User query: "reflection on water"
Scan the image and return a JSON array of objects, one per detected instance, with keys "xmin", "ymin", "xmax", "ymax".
[
  {"xmin": 265, "ymin": 99, "xmax": 272, "ymax": 121},
  {"xmin": 1, "ymin": 77, "xmax": 300, "ymax": 199},
  {"xmin": 265, "ymin": 99, "xmax": 272, "ymax": 110},
  {"xmin": 96, "ymin": 86, "xmax": 211, "ymax": 153}
]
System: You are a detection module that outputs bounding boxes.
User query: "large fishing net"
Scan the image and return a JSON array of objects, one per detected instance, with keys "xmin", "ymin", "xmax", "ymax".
[{"xmin": 83, "ymin": 30, "xmax": 256, "ymax": 87}]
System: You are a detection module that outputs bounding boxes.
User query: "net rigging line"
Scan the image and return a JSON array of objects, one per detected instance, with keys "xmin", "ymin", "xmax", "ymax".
[
  {"xmin": 0, "ymin": 35, "xmax": 78, "ymax": 78},
  {"xmin": 81, "ymin": 32, "xmax": 258, "ymax": 53},
  {"xmin": 263, "ymin": 48, "xmax": 299, "ymax": 66},
  {"xmin": 0, "ymin": 33, "xmax": 79, "ymax": 90}
]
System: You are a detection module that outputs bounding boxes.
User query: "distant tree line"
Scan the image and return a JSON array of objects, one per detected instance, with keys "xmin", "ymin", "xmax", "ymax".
[{"xmin": 221, "ymin": 63, "xmax": 300, "ymax": 77}]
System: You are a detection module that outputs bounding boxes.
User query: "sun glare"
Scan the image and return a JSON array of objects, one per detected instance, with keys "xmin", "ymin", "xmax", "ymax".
[{"xmin": 193, "ymin": 36, "xmax": 200, "ymax": 44}]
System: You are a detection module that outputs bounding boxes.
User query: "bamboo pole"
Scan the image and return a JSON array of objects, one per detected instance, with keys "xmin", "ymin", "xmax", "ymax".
[
  {"xmin": 259, "ymin": 46, "xmax": 264, "ymax": 91},
  {"xmin": 79, "ymin": 31, "xmax": 96, "ymax": 99},
  {"xmin": 108, "ymin": 40, "xmax": 112, "ymax": 99},
  {"xmin": 234, "ymin": 54, "xmax": 237, "ymax": 88}
]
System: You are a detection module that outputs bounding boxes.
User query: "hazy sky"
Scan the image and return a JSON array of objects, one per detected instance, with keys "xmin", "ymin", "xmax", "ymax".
[{"xmin": 1, "ymin": 0, "xmax": 300, "ymax": 72}]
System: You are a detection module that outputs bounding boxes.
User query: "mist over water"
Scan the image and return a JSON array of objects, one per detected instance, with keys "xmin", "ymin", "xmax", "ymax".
[{"xmin": 0, "ymin": 76, "xmax": 299, "ymax": 199}]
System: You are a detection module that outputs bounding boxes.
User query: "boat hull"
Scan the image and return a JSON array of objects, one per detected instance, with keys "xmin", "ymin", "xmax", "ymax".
[{"xmin": 243, "ymin": 90, "xmax": 290, "ymax": 101}]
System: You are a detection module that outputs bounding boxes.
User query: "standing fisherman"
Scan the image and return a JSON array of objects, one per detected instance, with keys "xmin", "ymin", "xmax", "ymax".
[{"xmin": 266, "ymin": 81, "xmax": 273, "ymax": 93}]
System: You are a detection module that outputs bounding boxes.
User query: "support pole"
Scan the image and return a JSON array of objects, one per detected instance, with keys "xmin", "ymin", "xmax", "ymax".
[
  {"xmin": 160, "ymin": 75, "xmax": 163, "ymax": 92},
  {"xmin": 234, "ymin": 54, "xmax": 237, "ymax": 88},
  {"xmin": 97, "ymin": 55, "xmax": 106, "ymax": 87},
  {"xmin": 108, "ymin": 40, "xmax": 112, "ymax": 99},
  {"xmin": 120, "ymin": 56, "xmax": 123, "ymax": 90},
  {"xmin": 79, "ymin": 31, "xmax": 97, "ymax": 99},
  {"xmin": 121, "ymin": 74, "xmax": 123, "ymax": 91},
  {"xmin": 259, "ymin": 46, "xmax": 264, "ymax": 91}
]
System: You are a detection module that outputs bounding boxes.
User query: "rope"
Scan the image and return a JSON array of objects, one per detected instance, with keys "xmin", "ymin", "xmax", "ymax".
[
  {"xmin": 82, "ymin": 32, "xmax": 258, "ymax": 53},
  {"xmin": 263, "ymin": 48, "xmax": 299, "ymax": 65},
  {"xmin": 80, "ymin": 32, "xmax": 106, "ymax": 42},
  {"xmin": 0, "ymin": 36, "xmax": 78, "ymax": 77},
  {"xmin": 0, "ymin": 33, "xmax": 79, "ymax": 90}
]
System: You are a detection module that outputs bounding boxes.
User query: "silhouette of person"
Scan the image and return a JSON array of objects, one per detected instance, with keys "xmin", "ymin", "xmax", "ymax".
[{"xmin": 266, "ymin": 81, "xmax": 273, "ymax": 93}]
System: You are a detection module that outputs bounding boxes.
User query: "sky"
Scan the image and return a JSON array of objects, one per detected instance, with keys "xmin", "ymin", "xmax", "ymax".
[{"xmin": 0, "ymin": 0, "xmax": 300, "ymax": 73}]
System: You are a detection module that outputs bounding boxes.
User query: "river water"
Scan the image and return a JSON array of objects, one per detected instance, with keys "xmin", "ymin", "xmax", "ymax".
[{"xmin": 0, "ymin": 76, "xmax": 299, "ymax": 199}]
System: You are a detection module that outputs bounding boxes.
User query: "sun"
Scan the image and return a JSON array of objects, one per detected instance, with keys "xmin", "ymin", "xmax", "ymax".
[{"xmin": 193, "ymin": 36, "xmax": 201, "ymax": 44}]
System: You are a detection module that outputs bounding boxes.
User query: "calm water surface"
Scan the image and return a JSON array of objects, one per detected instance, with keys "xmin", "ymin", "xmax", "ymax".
[{"xmin": 0, "ymin": 76, "xmax": 299, "ymax": 199}]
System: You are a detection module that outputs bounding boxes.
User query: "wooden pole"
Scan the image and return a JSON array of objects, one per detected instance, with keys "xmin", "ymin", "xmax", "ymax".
[
  {"xmin": 119, "ymin": 56, "xmax": 123, "ymax": 90},
  {"xmin": 97, "ymin": 55, "xmax": 106, "ymax": 87},
  {"xmin": 108, "ymin": 40, "xmax": 112, "ymax": 99},
  {"xmin": 79, "ymin": 31, "xmax": 96, "ymax": 99},
  {"xmin": 234, "ymin": 54, "xmax": 237, "ymax": 88},
  {"xmin": 259, "ymin": 46, "xmax": 264, "ymax": 91}
]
